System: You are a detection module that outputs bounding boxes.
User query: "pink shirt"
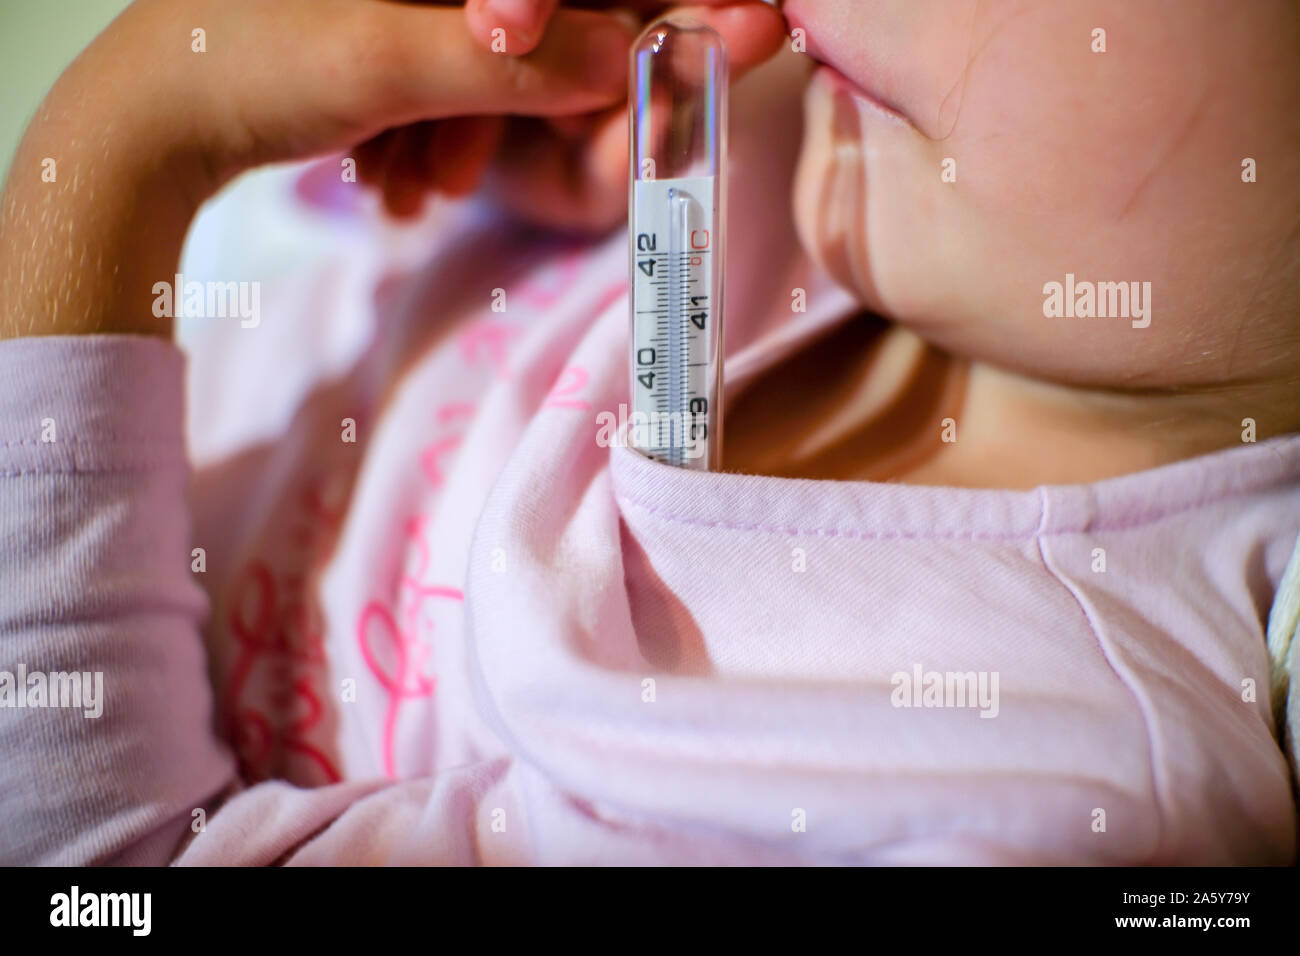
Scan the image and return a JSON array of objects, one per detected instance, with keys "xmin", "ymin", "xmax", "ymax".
[{"xmin": 0, "ymin": 155, "xmax": 1296, "ymax": 865}]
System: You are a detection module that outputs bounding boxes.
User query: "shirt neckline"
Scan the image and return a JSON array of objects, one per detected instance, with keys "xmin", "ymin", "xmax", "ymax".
[{"xmin": 610, "ymin": 433, "xmax": 1300, "ymax": 541}]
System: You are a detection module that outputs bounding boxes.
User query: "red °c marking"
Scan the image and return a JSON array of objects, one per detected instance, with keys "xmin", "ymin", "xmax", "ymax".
[{"xmin": 690, "ymin": 229, "xmax": 710, "ymax": 250}]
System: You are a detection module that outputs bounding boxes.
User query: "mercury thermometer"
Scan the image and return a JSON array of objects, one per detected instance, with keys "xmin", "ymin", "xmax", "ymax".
[{"xmin": 629, "ymin": 17, "xmax": 727, "ymax": 470}]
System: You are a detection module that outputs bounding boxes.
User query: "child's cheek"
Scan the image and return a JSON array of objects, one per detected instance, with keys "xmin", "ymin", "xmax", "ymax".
[
  {"xmin": 792, "ymin": 75, "xmax": 850, "ymax": 295},
  {"xmin": 792, "ymin": 68, "xmax": 948, "ymax": 320}
]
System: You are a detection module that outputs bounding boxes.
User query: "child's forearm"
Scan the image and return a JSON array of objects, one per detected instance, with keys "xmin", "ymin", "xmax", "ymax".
[
  {"xmin": 0, "ymin": 0, "xmax": 643, "ymax": 341},
  {"xmin": 0, "ymin": 115, "xmax": 197, "ymax": 340},
  {"xmin": 0, "ymin": 0, "xmax": 785, "ymax": 341}
]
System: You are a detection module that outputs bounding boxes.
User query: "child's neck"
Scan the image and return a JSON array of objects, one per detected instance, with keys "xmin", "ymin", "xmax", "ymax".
[{"xmin": 723, "ymin": 317, "xmax": 1281, "ymax": 488}]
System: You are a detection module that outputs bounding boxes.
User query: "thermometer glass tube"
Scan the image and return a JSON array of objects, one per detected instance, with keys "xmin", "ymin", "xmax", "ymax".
[{"xmin": 629, "ymin": 17, "xmax": 727, "ymax": 470}]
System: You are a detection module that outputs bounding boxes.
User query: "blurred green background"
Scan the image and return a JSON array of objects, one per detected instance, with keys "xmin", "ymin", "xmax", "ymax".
[{"xmin": 0, "ymin": 0, "xmax": 133, "ymax": 180}]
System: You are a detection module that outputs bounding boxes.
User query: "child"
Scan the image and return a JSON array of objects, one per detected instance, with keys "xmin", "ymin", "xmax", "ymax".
[{"xmin": 0, "ymin": 0, "xmax": 1296, "ymax": 864}]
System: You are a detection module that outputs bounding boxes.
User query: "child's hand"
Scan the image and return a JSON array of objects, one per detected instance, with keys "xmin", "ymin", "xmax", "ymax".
[
  {"xmin": 455, "ymin": 0, "xmax": 787, "ymax": 231},
  {"xmin": 361, "ymin": 0, "xmax": 786, "ymax": 228},
  {"xmin": 0, "ymin": 0, "xmax": 637, "ymax": 338}
]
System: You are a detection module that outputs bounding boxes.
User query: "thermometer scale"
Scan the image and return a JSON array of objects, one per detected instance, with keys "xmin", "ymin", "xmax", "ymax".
[{"xmin": 629, "ymin": 18, "xmax": 727, "ymax": 470}]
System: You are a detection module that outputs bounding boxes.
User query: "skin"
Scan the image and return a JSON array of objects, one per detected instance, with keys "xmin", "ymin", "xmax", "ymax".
[
  {"xmin": 726, "ymin": 0, "xmax": 1300, "ymax": 485},
  {"xmin": 2, "ymin": 0, "xmax": 1294, "ymax": 488},
  {"xmin": 0, "ymin": 0, "xmax": 783, "ymax": 336}
]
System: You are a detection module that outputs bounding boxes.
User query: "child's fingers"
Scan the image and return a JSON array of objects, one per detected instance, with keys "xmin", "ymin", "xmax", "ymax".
[
  {"xmin": 484, "ymin": 119, "xmax": 618, "ymax": 232},
  {"xmin": 381, "ymin": 124, "xmax": 438, "ymax": 218},
  {"xmin": 328, "ymin": 0, "xmax": 784, "ymax": 228},
  {"xmin": 673, "ymin": 1, "xmax": 787, "ymax": 69},
  {"xmin": 369, "ymin": 116, "xmax": 505, "ymax": 219},
  {"xmin": 546, "ymin": 113, "xmax": 606, "ymax": 141},
  {"xmin": 620, "ymin": 0, "xmax": 785, "ymax": 162},
  {"xmin": 227, "ymin": 3, "xmax": 635, "ymax": 171},
  {"xmin": 354, "ymin": 131, "xmax": 399, "ymax": 187},
  {"xmin": 527, "ymin": 0, "xmax": 768, "ymax": 14},
  {"xmin": 465, "ymin": 0, "xmax": 560, "ymax": 56},
  {"xmin": 486, "ymin": 1, "xmax": 786, "ymax": 232},
  {"xmin": 463, "ymin": 0, "xmax": 781, "ymax": 57},
  {"xmin": 333, "ymin": 4, "xmax": 633, "ymax": 125},
  {"xmin": 428, "ymin": 116, "xmax": 506, "ymax": 197}
]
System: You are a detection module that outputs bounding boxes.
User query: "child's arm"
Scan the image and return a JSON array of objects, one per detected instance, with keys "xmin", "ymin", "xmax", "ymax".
[
  {"xmin": 0, "ymin": 0, "xmax": 634, "ymax": 864},
  {"xmin": 0, "ymin": 0, "xmax": 783, "ymax": 863},
  {"xmin": 0, "ymin": 0, "xmax": 633, "ymax": 341},
  {"xmin": 0, "ymin": 336, "xmax": 231, "ymax": 863}
]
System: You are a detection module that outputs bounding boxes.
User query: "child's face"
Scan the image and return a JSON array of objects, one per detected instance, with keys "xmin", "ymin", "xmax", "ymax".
[{"xmin": 786, "ymin": 0, "xmax": 1300, "ymax": 391}]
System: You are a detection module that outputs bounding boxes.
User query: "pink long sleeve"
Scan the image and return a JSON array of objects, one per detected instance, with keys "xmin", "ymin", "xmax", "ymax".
[
  {"xmin": 0, "ymin": 336, "xmax": 233, "ymax": 863},
  {"xmin": 0, "ymin": 335, "xmax": 528, "ymax": 866}
]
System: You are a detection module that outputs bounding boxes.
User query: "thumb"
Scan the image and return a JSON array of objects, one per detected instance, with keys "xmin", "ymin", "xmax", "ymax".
[
  {"xmin": 311, "ymin": 4, "xmax": 634, "ymax": 132},
  {"xmin": 219, "ymin": 2, "xmax": 636, "ymax": 171}
]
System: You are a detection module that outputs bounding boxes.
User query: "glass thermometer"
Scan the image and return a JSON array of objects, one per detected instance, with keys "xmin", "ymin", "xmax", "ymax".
[{"xmin": 629, "ymin": 17, "xmax": 728, "ymax": 470}]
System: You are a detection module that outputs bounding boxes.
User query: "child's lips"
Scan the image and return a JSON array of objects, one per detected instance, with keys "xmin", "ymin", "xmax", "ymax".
[
  {"xmin": 784, "ymin": 0, "xmax": 913, "ymax": 125},
  {"xmin": 813, "ymin": 64, "xmax": 912, "ymax": 127}
]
